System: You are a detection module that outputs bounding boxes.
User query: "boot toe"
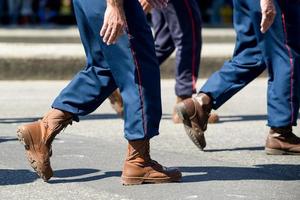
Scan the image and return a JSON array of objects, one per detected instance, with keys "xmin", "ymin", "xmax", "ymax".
[
  {"xmin": 183, "ymin": 125, "xmax": 206, "ymax": 150},
  {"xmin": 165, "ymin": 167, "xmax": 182, "ymax": 181}
]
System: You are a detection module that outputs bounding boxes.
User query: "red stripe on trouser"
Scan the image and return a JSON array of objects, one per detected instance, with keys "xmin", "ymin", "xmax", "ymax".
[
  {"xmin": 127, "ymin": 34, "xmax": 147, "ymax": 135},
  {"xmin": 183, "ymin": 0, "xmax": 197, "ymax": 92},
  {"xmin": 281, "ymin": 12, "xmax": 295, "ymax": 124}
]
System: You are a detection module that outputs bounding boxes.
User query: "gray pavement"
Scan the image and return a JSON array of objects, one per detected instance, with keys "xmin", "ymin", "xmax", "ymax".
[{"xmin": 1, "ymin": 79, "xmax": 300, "ymax": 200}]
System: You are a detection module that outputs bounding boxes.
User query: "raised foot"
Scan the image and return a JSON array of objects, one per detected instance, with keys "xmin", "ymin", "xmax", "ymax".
[
  {"xmin": 175, "ymin": 102, "xmax": 206, "ymax": 150},
  {"xmin": 16, "ymin": 127, "xmax": 51, "ymax": 182}
]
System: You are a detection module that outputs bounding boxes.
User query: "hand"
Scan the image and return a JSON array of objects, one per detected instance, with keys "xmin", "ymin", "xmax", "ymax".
[
  {"xmin": 147, "ymin": 0, "xmax": 168, "ymax": 9},
  {"xmin": 100, "ymin": 3, "xmax": 126, "ymax": 45},
  {"xmin": 260, "ymin": 0, "xmax": 276, "ymax": 33},
  {"xmin": 139, "ymin": 0, "xmax": 153, "ymax": 13}
]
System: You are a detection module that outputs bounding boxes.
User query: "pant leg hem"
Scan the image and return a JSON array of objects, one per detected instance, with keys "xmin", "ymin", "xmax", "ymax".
[
  {"xmin": 52, "ymin": 102, "xmax": 80, "ymax": 122},
  {"xmin": 124, "ymin": 131, "xmax": 159, "ymax": 141},
  {"xmin": 267, "ymin": 122, "xmax": 297, "ymax": 127}
]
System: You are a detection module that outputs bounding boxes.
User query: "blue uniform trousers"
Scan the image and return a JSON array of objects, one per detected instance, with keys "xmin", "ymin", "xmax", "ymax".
[
  {"xmin": 152, "ymin": 0, "xmax": 202, "ymax": 97},
  {"xmin": 52, "ymin": 0, "xmax": 162, "ymax": 140},
  {"xmin": 200, "ymin": 0, "xmax": 300, "ymax": 127}
]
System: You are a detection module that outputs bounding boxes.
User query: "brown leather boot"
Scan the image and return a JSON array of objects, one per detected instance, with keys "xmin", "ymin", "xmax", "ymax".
[
  {"xmin": 173, "ymin": 96, "xmax": 219, "ymax": 124},
  {"xmin": 173, "ymin": 96, "xmax": 190, "ymax": 124},
  {"xmin": 265, "ymin": 126, "xmax": 300, "ymax": 155},
  {"xmin": 108, "ymin": 89, "xmax": 123, "ymax": 117},
  {"xmin": 121, "ymin": 140, "xmax": 182, "ymax": 185},
  {"xmin": 175, "ymin": 93, "xmax": 212, "ymax": 150},
  {"xmin": 16, "ymin": 109, "xmax": 73, "ymax": 181}
]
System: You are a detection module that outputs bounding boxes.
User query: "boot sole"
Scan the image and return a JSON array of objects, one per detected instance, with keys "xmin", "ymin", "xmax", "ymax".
[
  {"xmin": 121, "ymin": 175, "xmax": 181, "ymax": 186},
  {"xmin": 17, "ymin": 126, "xmax": 51, "ymax": 182},
  {"xmin": 175, "ymin": 103, "xmax": 205, "ymax": 151},
  {"xmin": 265, "ymin": 147, "xmax": 300, "ymax": 155}
]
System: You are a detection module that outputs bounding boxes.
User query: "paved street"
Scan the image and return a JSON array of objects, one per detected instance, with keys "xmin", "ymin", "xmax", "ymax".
[{"xmin": 0, "ymin": 79, "xmax": 300, "ymax": 200}]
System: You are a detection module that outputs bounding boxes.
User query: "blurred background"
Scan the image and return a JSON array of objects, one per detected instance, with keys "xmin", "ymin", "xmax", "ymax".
[
  {"xmin": 0, "ymin": 0, "xmax": 235, "ymax": 80},
  {"xmin": 0, "ymin": 0, "xmax": 233, "ymax": 26}
]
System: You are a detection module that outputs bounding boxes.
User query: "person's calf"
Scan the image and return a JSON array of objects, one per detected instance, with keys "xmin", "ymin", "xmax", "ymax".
[{"xmin": 108, "ymin": 89, "xmax": 124, "ymax": 117}]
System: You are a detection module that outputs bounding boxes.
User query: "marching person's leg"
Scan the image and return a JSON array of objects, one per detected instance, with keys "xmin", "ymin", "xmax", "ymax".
[
  {"xmin": 154, "ymin": 0, "xmax": 202, "ymax": 123},
  {"xmin": 17, "ymin": 0, "xmax": 181, "ymax": 183},
  {"xmin": 107, "ymin": 3, "xmax": 175, "ymax": 119},
  {"xmin": 152, "ymin": 5, "xmax": 178, "ymax": 123},
  {"xmin": 119, "ymin": 0, "xmax": 181, "ymax": 185},
  {"xmin": 17, "ymin": 0, "xmax": 118, "ymax": 182},
  {"xmin": 108, "ymin": 0, "xmax": 214, "ymax": 125},
  {"xmin": 168, "ymin": 0, "xmax": 202, "ymax": 98},
  {"xmin": 176, "ymin": 0, "xmax": 266, "ymax": 150},
  {"xmin": 8, "ymin": 0, "xmax": 21, "ymax": 24},
  {"xmin": 258, "ymin": 0, "xmax": 300, "ymax": 155},
  {"xmin": 152, "ymin": 8, "xmax": 175, "ymax": 65}
]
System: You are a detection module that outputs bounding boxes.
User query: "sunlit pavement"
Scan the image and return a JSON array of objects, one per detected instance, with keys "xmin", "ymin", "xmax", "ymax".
[{"xmin": 0, "ymin": 79, "xmax": 299, "ymax": 200}]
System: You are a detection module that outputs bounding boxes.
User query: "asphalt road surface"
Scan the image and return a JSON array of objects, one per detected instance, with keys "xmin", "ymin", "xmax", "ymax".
[{"xmin": 1, "ymin": 79, "xmax": 299, "ymax": 200}]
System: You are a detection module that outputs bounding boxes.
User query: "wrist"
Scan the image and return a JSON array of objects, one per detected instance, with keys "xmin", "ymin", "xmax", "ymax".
[{"xmin": 107, "ymin": 0, "xmax": 123, "ymax": 7}]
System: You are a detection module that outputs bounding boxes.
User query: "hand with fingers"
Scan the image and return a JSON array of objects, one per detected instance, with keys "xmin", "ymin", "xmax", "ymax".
[
  {"xmin": 100, "ymin": 0, "xmax": 127, "ymax": 45},
  {"xmin": 260, "ymin": 0, "xmax": 276, "ymax": 33},
  {"xmin": 139, "ymin": 0, "xmax": 153, "ymax": 14},
  {"xmin": 147, "ymin": 0, "xmax": 168, "ymax": 9}
]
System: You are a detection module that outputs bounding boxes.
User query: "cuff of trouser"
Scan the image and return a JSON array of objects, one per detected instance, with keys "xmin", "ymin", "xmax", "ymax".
[
  {"xmin": 267, "ymin": 121, "xmax": 297, "ymax": 128},
  {"xmin": 124, "ymin": 131, "xmax": 159, "ymax": 141},
  {"xmin": 175, "ymin": 89, "xmax": 195, "ymax": 98},
  {"xmin": 51, "ymin": 102, "xmax": 80, "ymax": 122},
  {"xmin": 198, "ymin": 90, "xmax": 219, "ymax": 110}
]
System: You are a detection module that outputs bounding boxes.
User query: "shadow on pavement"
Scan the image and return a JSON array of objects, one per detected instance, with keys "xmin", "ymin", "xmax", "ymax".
[
  {"xmin": 218, "ymin": 114, "xmax": 267, "ymax": 123},
  {"xmin": 0, "ymin": 117, "xmax": 39, "ymax": 124},
  {"xmin": 0, "ymin": 114, "xmax": 267, "ymax": 124},
  {"xmin": 0, "ymin": 114, "xmax": 120, "ymax": 124},
  {"xmin": 180, "ymin": 164, "xmax": 300, "ymax": 183},
  {"xmin": 0, "ymin": 169, "xmax": 38, "ymax": 185},
  {"xmin": 0, "ymin": 136, "xmax": 18, "ymax": 143},
  {"xmin": 2, "ymin": 164, "xmax": 299, "ymax": 185},
  {"xmin": 49, "ymin": 169, "xmax": 121, "ymax": 184},
  {"xmin": 0, "ymin": 114, "xmax": 121, "ymax": 124},
  {"xmin": 205, "ymin": 146, "xmax": 264, "ymax": 152},
  {"xmin": 0, "ymin": 114, "xmax": 172, "ymax": 124},
  {"xmin": 79, "ymin": 114, "xmax": 120, "ymax": 120},
  {"xmin": 0, "ymin": 168, "xmax": 121, "ymax": 185},
  {"xmin": 53, "ymin": 168, "xmax": 101, "ymax": 178},
  {"xmin": 211, "ymin": 114, "xmax": 300, "ymax": 123}
]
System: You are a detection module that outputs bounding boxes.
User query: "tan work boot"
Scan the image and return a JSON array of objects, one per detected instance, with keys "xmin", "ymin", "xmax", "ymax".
[
  {"xmin": 16, "ymin": 109, "xmax": 73, "ymax": 181},
  {"xmin": 173, "ymin": 96, "xmax": 190, "ymax": 124},
  {"xmin": 175, "ymin": 93, "xmax": 212, "ymax": 150},
  {"xmin": 108, "ymin": 89, "xmax": 123, "ymax": 117},
  {"xmin": 265, "ymin": 126, "xmax": 300, "ymax": 155},
  {"xmin": 121, "ymin": 140, "xmax": 182, "ymax": 185}
]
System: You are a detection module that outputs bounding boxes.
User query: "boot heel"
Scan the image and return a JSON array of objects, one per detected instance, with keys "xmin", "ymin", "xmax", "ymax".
[
  {"xmin": 265, "ymin": 147, "xmax": 286, "ymax": 155},
  {"xmin": 176, "ymin": 103, "xmax": 189, "ymax": 123},
  {"xmin": 121, "ymin": 176, "xmax": 144, "ymax": 185}
]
